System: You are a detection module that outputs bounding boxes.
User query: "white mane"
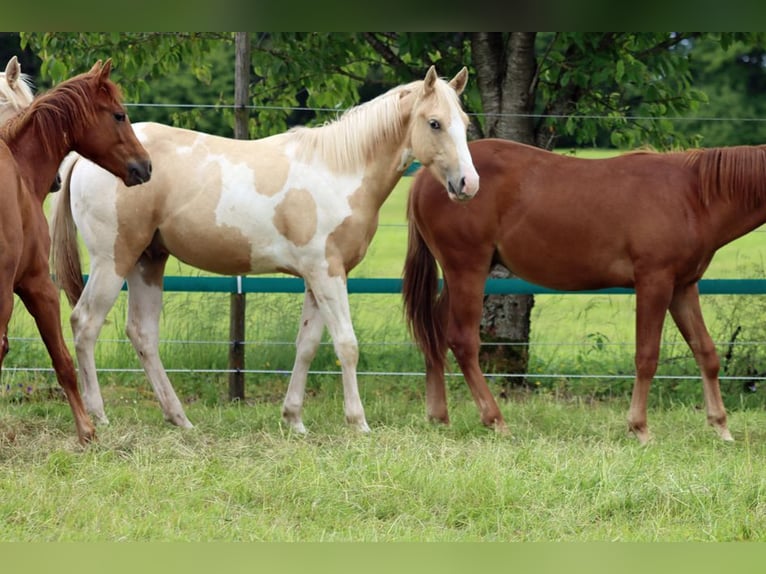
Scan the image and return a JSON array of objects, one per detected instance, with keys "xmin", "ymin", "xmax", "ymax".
[{"xmin": 289, "ymin": 79, "xmax": 427, "ymax": 172}]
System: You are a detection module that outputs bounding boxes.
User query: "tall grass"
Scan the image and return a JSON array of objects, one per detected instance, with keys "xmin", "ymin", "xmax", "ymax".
[{"xmin": 2, "ymin": 391, "xmax": 766, "ymax": 541}]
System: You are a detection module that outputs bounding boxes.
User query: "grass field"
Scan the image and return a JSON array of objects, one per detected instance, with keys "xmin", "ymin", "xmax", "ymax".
[
  {"xmin": 2, "ymin": 391, "xmax": 766, "ymax": 541},
  {"xmin": 2, "ymin": 148, "xmax": 766, "ymax": 542}
]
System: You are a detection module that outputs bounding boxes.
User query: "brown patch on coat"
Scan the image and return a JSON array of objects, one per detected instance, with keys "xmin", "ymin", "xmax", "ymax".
[
  {"xmin": 325, "ymin": 180, "xmax": 379, "ymax": 278},
  {"xmin": 273, "ymin": 188, "xmax": 317, "ymax": 247}
]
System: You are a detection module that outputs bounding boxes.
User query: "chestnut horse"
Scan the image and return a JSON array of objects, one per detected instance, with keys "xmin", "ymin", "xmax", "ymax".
[
  {"xmin": 51, "ymin": 66, "xmax": 478, "ymax": 433},
  {"xmin": 0, "ymin": 60, "xmax": 151, "ymax": 444},
  {"xmin": 403, "ymin": 138, "xmax": 766, "ymax": 444}
]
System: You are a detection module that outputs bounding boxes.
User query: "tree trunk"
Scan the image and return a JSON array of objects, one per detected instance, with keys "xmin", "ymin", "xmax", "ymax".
[{"xmin": 471, "ymin": 32, "xmax": 537, "ymax": 389}]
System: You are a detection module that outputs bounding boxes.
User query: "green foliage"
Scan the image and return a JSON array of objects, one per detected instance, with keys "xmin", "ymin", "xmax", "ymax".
[
  {"xmin": 677, "ymin": 34, "xmax": 766, "ymax": 146},
  {"xmin": 534, "ymin": 32, "xmax": 709, "ymax": 149},
  {"xmin": 19, "ymin": 32, "xmax": 765, "ymax": 148}
]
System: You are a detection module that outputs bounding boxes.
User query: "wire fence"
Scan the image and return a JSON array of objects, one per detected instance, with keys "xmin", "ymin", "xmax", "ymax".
[{"xmin": 3, "ymin": 101, "xmax": 765, "ymax": 394}]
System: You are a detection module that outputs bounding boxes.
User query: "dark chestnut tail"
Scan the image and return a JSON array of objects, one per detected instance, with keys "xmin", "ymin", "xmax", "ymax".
[{"xmin": 402, "ymin": 197, "xmax": 449, "ymax": 370}]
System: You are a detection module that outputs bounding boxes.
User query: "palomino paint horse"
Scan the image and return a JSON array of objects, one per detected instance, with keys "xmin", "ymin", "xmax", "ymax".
[
  {"xmin": 51, "ymin": 66, "xmax": 479, "ymax": 433},
  {"xmin": 0, "ymin": 60, "xmax": 151, "ymax": 444},
  {"xmin": 0, "ymin": 56, "xmax": 33, "ymax": 124},
  {"xmin": 402, "ymin": 138, "xmax": 766, "ymax": 444}
]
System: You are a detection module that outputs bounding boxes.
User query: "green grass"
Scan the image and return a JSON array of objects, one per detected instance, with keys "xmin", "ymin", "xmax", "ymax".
[{"xmin": 2, "ymin": 389, "xmax": 766, "ymax": 541}]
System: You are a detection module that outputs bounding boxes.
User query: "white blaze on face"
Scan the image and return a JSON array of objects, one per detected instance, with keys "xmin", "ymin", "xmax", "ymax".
[{"xmin": 447, "ymin": 99, "xmax": 479, "ymax": 197}]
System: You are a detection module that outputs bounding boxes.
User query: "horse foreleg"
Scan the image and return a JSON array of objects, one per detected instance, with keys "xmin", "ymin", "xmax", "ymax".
[
  {"xmin": 70, "ymin": 264, "xmax": 126, "ymax": 425},
  {"xmin": 126, "ymin": 263, "xmax": 192, "ymax": 428},
  {"xmin": 282, "ymin": 289, "xmax": 324, "ymax": 433},
  {"xmin": 629, "ymin": 279, "xmax": 674, "ymax": 445},
  {"xmin": 669, "ymin": 284, "xmax": 732, "ymax": 441},
  {"xmin": 444, "ymin": 269, "xmax": 507, "ymax": 433},
  {"xmin": 306, "ymin": 273, "xmax": 369, "ymax": 432},
  {"xmin": 0, "ymin": 289, "xmax": 11, "ymax": 367},
  {"xmin": 17, "ymin": 277, "xmax": 96, "ymax": 445}
]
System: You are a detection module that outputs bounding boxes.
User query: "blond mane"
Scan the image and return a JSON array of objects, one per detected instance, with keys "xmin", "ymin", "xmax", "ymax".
[{"xmin": 289, "ymin": 77, "xmax": 459, "ymax": 173}]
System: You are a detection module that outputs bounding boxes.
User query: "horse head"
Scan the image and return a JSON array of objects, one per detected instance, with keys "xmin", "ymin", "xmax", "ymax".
[{"xmin": 405, "ymin": 66, "xmax": 479, "ymax": 202}]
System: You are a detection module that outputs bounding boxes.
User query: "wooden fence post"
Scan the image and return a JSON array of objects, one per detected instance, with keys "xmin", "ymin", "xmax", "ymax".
[{"xmin": 228, "ymin": 32, "xmax": 250, "ymax": 402}]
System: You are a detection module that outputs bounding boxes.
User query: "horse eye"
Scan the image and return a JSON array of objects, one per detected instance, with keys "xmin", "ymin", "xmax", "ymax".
[
  {"xmin": 429, "ymin": 119, "xmax": 441, "ymax": 130},
  {"xmin": 114, "ymin": 112, "xmax": 126, "ymax": 122}
]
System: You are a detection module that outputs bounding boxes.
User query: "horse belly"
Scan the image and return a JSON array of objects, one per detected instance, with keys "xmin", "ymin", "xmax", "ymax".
[{"xmin": 499, "ymin": 234, "xmax": 634, "ymax": 291}]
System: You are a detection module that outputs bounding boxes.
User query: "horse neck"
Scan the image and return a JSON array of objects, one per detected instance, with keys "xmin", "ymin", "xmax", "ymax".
[
  {"xmin": 709, "ymin": 198, "xmax": 766, "ymax": 250},
  {"xmin": 359, "ymin": 138, "xmax": 412, "ymax": 211},
  {"xmin": 5, "ymin": 125, "xmax": 65, "ymax": 203}
]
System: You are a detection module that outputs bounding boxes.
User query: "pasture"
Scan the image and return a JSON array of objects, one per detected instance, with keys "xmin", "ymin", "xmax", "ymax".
[{"xmin": 2, "ymin": 150, "xmax": 766, "ymax": 541}]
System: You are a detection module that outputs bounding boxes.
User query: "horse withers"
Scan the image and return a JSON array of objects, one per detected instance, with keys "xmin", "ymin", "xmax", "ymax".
[
  {"xmin": 402, "ymin": 138, "xmax": 766, "ymax": 443},
  {"xmin": 51, "ymin": 66, "xmax": 477, "ymax": 433},
  {"xmin": 0, "ymin": 60, "xmax": 151, "ymax": 444}
]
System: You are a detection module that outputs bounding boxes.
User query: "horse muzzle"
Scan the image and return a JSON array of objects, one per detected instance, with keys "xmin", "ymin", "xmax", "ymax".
[
  {"xmin": 447, "ymin": 172, "xmax": 480, "ymax": 202},
  {"xmin": 125, "ymin": 159, "xmax": 152, "ymax": 186}
]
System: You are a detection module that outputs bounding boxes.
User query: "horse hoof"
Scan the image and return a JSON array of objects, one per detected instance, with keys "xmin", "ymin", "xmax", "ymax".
[
  {"xmin": 94, "ymin": 414, "xmax": 110, "ymax": 426},
  {"xmin": 78, "ymin": 427, "xmax": 97, "ymax": 445},
  {"xmin": 717, "ymin": 427, "xmax": 734, "ymax": 442},
  {"xmin": 629, "ymin": 425, "xmax": 651, "ymax": 445},
  {"xmin": 348, "ymin": 418, "xmax": 371, "ymax": 433}
]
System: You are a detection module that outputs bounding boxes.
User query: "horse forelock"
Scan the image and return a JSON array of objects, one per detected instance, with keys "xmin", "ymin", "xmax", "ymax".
[
  {"xmin": 0, "ymin": 70, "xmax": 120, "ymax": 157},
  {"xmin": 289, "ymin": 80, "xmax": 427, "ymax": 172},
  {"xmin": 688, "ymin": 146, "xmax": 766, "ymax": 208}
]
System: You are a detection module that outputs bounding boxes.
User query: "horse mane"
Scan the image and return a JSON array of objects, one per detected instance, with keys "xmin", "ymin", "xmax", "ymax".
[
  {"xmin": 289, "ymin": 77, "xmax": 454, "ymax": 172},
  {"xmin": 684, "ymin": 146, "xmax": 766, "ymax": 208},
  {"xmin": 0, "ymin": 69, "xmax": 122, "ymax": 157}
]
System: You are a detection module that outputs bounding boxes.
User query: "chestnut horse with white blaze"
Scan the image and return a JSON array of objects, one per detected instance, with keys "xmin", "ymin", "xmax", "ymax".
[
  {"xmin": 51, "ymin": 66, "xmax": 478, "ymax": 433},
  {"xmin": 403, "ymin": 138, "xmax": 766, "ymax": 444},
  {"xmin": 0, "ymin": 60, "xmax": 151, "ymax": 444}
]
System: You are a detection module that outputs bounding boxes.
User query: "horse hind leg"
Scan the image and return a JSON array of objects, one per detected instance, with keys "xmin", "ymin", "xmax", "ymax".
[
  {"xmin": 282, "ymin": 289, "xmax": 325, "ymax": 433},
  {"xmin": 125, "ymin": 256, "xmax": 192, "ymax": 429},
  {"xmin": 669, "ymin": 284, "xmax": 732, "ymax": 441},
  {"xmin": 70, "ymin": 264, "xmax": 128, "ymax": 425}
]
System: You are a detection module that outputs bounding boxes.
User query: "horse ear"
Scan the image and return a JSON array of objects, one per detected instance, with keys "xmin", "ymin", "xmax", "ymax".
[
  {"xmin": 449, "ymin": 67, "xmax": 468, "ymax": 96},
  {"xmin": 423, "ymin": 65, "xmax": 438, "ymax": 95},
  {"xmin": 5, "ymin": 56, "xmax": 20, "ymax": 87},
  {"xmin": 100, "ymin": 59, "xmax": 113, "ymax": 79},
  {"xmin": 88, "ymin": 60, "xmax": 103, "ymax": 74}
]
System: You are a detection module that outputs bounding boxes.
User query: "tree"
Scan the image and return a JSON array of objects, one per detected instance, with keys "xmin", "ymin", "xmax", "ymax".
[{"xmin": 679, "ymin": 34, "xmax": 766, "ymax": 146}]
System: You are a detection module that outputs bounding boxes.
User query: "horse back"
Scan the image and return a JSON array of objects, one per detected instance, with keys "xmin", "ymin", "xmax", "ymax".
[{"xmin": 411, "ymin": 138, "xmax": 706, "ymax": 291}]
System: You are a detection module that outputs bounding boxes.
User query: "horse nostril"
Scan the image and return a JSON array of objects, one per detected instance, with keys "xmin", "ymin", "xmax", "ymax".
[
  {"xmin": 128, "ymin": 160, "xmax": 152, "ymax": 185},
  {"xmin": 460, "ymin": 176, "xmax": 466, "ymax": 190}
]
